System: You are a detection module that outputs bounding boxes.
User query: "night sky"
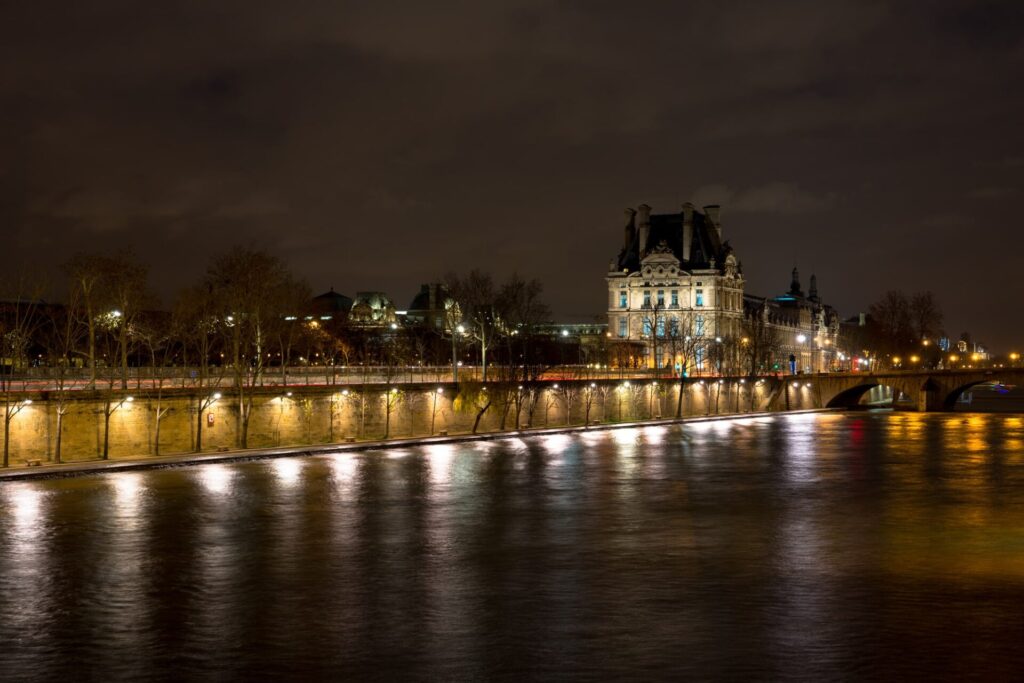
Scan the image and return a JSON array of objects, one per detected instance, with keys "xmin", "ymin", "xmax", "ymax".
[{"xmin": 3, "ymin": 2, "xmax": 1022, "ymax": 349}]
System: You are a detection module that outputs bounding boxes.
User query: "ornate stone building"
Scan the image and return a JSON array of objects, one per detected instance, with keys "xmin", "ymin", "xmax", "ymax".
[{"xmin": 606, "ymin": 203, "xmax": 841, "ymax": 374}]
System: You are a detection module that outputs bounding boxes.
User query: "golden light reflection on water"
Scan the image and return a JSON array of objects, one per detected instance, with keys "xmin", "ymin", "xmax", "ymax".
[
  {"xmin": 424, "ymin": 443, "xmax": 457, "ymax": 486},
  {"xmin": 640, "ymin": 425, "xmax": 667, "ymax": 445},
  {"xmin": 271, "ymin": 457, "xmax": 303, "ymax": 487},
  {"xmin": 541, "ymin": 433, "xmax": 571, "ymax": 455},
  {"xmin": 199, "ymin": 464, "xmax": 235, "ymax": 495},
  {"xmin": 6, "ymin": 485, "xmax": 45, "ymax": 540},
  {"xmin": 110, "ymin": 473, "xmax": 145, "ymax": 529}
]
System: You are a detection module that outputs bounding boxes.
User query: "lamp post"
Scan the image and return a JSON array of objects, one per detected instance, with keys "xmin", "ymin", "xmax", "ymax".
[
  {"xmin": 431, "ymin": 386, "xmax": 443, "ymax": 435},
  {"xmin": 452, "ymin": 324, "xmax": 465, "ymax": 382}
]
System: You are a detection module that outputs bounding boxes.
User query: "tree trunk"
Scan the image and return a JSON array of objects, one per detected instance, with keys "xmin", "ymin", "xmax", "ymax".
[
  {"xmin": 120, "ymin": 325, "xmax": 129, "ymax": 390},
  {"xmin": 472, "ymin": 399, "xmax": 491, "ymax": 435},
  {"xmin": 102, "ymin": 403, "xmax": 112, "ymax": 460},
  {"xmin": 55, "ymin": 408, "xmax": 64, "ymax": 464},
  {"xmin": 3, "ymin": 414, "xmax": 10, "ymax": 468},
  {"xmin": 195, "ymin": 397, "xmax": 204, "ymax": 452}
]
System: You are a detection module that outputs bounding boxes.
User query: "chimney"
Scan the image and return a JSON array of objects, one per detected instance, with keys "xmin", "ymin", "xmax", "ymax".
[
  {"xmin": 623, "ymin": 208, "xmax": 636, "ymax": 252},
  {"xmin": 808, "ymin": 274, "xmax": 819, "ymax": 302},
  {"xmin": 681, "ymin": 202, "xmax": 694, "ymax": 262},
  {"xmin": 703, "ymin": 205, "xmax": 722, "ymax": 241},
  {"xmin": 637, "ymin": 204, "xmax": 651, "ymax": 258}
]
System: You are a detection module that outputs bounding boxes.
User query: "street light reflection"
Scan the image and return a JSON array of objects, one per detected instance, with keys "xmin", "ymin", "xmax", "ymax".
[
  {"xmin": 272, "ymin": 458, "xmax": 303, "ymax": 487},
  {"xmin": 425, "ymin": 443, "xmax": 457, "ymax": 485},
  {"xmin": 111, "ymin": 473, "xmax": 144, "ymax": 520},
  {"xmin": 7, "ymin": 486, "xmax": 44, "ymax": 537},
  {"xmin": 199, "ymin": 465, "xmax": 235, "ymax": 495}
]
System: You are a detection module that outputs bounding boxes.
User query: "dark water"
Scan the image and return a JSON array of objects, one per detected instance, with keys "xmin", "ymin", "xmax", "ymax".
[{"xmin": 4, "ymin": 412, "xmax": 1024, "ymax": 681}]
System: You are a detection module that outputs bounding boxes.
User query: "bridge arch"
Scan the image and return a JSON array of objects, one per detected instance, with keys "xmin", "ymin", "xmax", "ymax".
[
  {"xmin": 942, "ymin": 379, "xmax": 996, "ymax": 411},
  {"xmin": 825, "ymin": 382, "xmax": 906, "ymax": 409}
]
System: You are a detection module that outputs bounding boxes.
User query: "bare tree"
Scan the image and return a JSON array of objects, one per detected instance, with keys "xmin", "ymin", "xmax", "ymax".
[
  {"xmin": 868, "ymin": 290, "xmax": 913, "ymax": 363},
  {"xmin": 499, "ymin": 274, "xmax": 552, "ymax": 382},
  {"xmin": 445, "ymin": 270, "xmax": 500, "ymax": 381},
  {"xmin": 101, "ymin": 250, "xmax": 150, "ymax": 390},
  {"xmin": 40, "ymin": 292, "xmax": 86, "ymax": 463},
  {"xmin": 173, "ymin": 283, "xmax": 224, "ymax": 452},
  {"xmin": 740, "ymin": 306, "xmax": 782, "ymax": 380},
  {"xmin": 0, "ymin": 274, "xmax": 44, "ymax": 467},
  {"xmin": 206, "ymin": 247, "xmax": 297, "ymax": 449},
  {"xmin": 63, "ymin": 253, "xmax": 105, "ymax": 388},
  {"xmin": 909, "ymin": 291, "xmax": 944, "ymax": 343}
]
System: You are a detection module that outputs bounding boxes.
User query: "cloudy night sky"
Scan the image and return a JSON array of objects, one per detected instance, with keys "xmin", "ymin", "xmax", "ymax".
[{"xmin": 3, "ymin": 1, "xmax": 1022, "ymax": 348}]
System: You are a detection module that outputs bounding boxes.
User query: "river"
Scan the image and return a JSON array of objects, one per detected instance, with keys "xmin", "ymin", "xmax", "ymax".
[{"xmin": 3, "ymin": 411, "xmax": 1024, "ymax": 680}]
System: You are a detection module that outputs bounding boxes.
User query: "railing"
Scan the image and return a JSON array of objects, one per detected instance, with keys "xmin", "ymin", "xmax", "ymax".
[{"xmin": 0, "ymin": 364, "xmax": 1012, "ymax": 394}]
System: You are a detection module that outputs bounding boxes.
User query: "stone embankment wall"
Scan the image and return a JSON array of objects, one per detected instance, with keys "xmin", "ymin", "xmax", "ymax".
[{"xmin": 2, "ymin": 378, "xmax": 816, "ymax": 464}]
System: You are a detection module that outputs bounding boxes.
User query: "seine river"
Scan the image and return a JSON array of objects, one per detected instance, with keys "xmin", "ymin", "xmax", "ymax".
[{"xmin": 3, "ymin": 411, "xmax": 1024, "ymax": 680}]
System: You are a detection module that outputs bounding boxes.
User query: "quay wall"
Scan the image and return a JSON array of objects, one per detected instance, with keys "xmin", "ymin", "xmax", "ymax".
[{"xmin": 1, "ymin": 378, "xmax": 817, "ymax": 464}]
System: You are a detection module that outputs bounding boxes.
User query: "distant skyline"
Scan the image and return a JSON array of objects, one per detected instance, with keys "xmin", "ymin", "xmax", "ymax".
[{"xmin": 3, "ymin": 2, "xmax": 1022, "ymax": 349}]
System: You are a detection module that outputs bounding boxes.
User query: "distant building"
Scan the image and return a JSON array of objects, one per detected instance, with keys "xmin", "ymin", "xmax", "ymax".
[
  {"xmin": 606, "ymin": 203, "xmax": 841, "ymax": 373},
  {"xmin": 349, "ymin": 291, "xmax": 397, "ymax": 327},
  {"xmin": 310, "ymin": 288, "xmax": 353, "ymax": 321},
  {"xmin": 406, "ymin": 283, "xmax": 449, "ymax": 331}
]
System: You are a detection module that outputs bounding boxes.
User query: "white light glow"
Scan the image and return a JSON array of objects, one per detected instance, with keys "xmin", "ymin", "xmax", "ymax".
[
  {"xmin": 199, "ymin": 465, "xmax": 234, "ymax": 495},
  {"xmin": 272, "ymin": 458, "xmax": 302, "ymax": 486}
]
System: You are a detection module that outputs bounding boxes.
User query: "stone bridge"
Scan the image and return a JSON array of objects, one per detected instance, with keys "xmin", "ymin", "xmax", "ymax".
[{"xmin": 806, "ymin": 369, "xmax": 1024, "ymax": 411}]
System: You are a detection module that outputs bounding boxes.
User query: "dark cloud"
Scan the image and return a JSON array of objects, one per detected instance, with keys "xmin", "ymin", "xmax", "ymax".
[{"xmin": 3, "ymin": 0, "xmax": 1023, "ymax": 347}]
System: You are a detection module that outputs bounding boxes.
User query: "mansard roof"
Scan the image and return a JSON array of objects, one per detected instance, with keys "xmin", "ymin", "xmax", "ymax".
[{"xmin": 615, "ymin": 205, "xmax": 728, "ymax": 273}]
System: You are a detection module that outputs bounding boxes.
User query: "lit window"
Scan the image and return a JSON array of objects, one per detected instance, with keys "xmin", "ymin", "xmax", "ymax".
[
  {"xmin": 669, "ymin": 317, "xmax": 680, "ymax": 336},
  {"xmin": 656, "ymin": 318, "xmax": 665, "ymax": 337},
  {"xmin": 643, "ymin": 319, "xmax": 652, "ymax": 336},
  {"xmin": 657, "ymin": 290, "xmax": 665, "ymax": 307},
  {"xmin": 695, "ymin": 315, "xmax": 705, "ymax": 336},
  {"xmin": 671, "ymin": 290, "xmax": 679, "ymax": 307},
  {"xmin": 619, "ymin": 291, "xmax": 628, "ymax": 308},
  {"xmin": 696, "ymin": 289, "xmax": 704, "ymax": 307},
  {"xmin": 618, "ymin": 318, "xmax": 627, "ymax": 337},
  {"xmin": 643, "ymin": 291, "xmax": 651, "ymax": 308}
]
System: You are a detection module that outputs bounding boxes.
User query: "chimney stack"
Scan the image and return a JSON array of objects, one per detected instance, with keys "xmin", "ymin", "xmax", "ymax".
[
  {"xmin": 703, "ymin": 205, "xmax": 722, "ymax": 241},
  {"xmin": 623, "ymin": 208, "xmax": 637, "ymax": 252},
  {"xmin": 681, "ymin": 202, "xmax": 694, "ymax": 262},
  {"xmin": 637, "ymin": 204, "xmax": 651, "ymax": 257}
]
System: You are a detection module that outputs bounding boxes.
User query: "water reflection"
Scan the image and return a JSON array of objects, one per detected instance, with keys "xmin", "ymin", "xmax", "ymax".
[
  {"xmin": 198, "ymin": 464, "xmax": 235, "ymax": 495},
  {"xmin": 4, "ymin": 413, "xmax": 1024, "ymax": 679}
]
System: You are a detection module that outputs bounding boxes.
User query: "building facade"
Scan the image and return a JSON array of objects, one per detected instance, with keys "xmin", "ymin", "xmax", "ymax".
[{"xmin": 606, "ymin": 203, "xmax": 842, "ymax": 374}]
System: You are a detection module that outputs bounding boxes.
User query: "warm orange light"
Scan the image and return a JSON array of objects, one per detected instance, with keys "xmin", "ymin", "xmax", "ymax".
[
  {"xmin": 1010, "ymin": 352, "xmax": 1020, "ymax": 361},
  {"xmin": 910, "ymin": 355, "xmax": 920, "ymax": 363},
  {"xmin": 892, "ymin": 356, "xmax": 902, "ymax": 364},
  {"xmin": 949, "ymin": 354, "xmax": 959, "ymax": 363},
  {"xmin": 971, "ymin": 353, "xmax": 981, "ymax": 362}
]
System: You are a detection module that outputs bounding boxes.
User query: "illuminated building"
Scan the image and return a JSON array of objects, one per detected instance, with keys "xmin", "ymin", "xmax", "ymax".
[{"xmin": 606, "ymin": 203, "xmax": 841, "ymax": 373}]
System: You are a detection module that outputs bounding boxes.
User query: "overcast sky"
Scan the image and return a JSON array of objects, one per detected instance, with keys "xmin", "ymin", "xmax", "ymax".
[{"xmin": 3, "ymin": 1, "xmax": 1022, "ymax": 348}]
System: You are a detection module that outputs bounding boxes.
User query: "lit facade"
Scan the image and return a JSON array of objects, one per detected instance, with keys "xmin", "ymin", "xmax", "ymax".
[{"xmin": 606, "ymin": 203, "xmax": 841, "ymax": 374}]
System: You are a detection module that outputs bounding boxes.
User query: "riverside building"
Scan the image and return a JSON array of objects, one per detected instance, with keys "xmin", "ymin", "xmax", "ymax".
[{"xmin": 606, "ymin": 203, "xmax": 842, "ymax": 374}]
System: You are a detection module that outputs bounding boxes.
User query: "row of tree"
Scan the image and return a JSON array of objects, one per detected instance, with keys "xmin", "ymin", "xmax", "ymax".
[{"xmin": 0, "ymin": 249, "xmax": 562, "ymax": 464}]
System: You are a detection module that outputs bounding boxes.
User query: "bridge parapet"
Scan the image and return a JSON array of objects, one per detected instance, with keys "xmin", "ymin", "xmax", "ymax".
[{"xmin": 813, "ymin": 369, "xmax": 1019, "ymax": 411}]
